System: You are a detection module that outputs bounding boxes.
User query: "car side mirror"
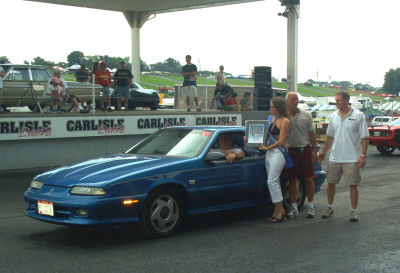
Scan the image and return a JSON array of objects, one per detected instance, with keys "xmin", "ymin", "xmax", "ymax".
[{"xmin": 205, "ymin": 151, "xmax": 226, "ymax": 162}]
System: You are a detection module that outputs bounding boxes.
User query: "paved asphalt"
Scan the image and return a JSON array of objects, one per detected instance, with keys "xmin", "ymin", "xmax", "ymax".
[{"xmin": 0, "ymin": 148, "xmax": 400, "ymax": 273}]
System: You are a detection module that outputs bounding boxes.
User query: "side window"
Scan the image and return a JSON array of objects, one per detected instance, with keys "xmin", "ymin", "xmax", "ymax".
[
  {"xmin": 4, "ymin": 68, "xmax": 30, "ymax": 81},
  {"xmin": 32, "ymin": 69, "xmax": 51, "ymax": 82}
]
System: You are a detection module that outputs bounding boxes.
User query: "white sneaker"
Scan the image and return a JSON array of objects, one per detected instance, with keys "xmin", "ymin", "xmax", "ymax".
[
  {"xmin": 350, "ymin": 211, "xmax": 358, "ymax": 222},
  {"xmin": 321, "ymin": 207, "xmax": 334, "ymax": 219},
  {"xmin": 306, "ymin": 207, "xmax": 315, "ymax": 218},
  {"xmin": 287, "ymin": 206, "xmax": 299, "ymax": 219}
]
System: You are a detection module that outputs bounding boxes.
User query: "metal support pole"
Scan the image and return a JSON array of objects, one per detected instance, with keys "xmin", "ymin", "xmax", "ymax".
[
  {"xmin": 205, "ymin": 77, "xmax": 208, "ymax": 111},
  {"xmin": 286, "ymin": 4, "xmax": 299, "ymax": 93},
  {"xmin": 92, "ymin": 75, "xmax": 96, "ymax": 113}
]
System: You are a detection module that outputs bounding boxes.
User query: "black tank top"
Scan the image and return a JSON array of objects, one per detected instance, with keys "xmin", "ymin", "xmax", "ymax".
[{"xmin": 268, "ymin": 122, "xmax": 280, "ymax": 135}]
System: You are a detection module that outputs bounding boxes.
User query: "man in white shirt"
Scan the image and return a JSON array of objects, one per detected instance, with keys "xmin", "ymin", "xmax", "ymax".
[{"xmin": 318, "ymin": 91, "xmax": 369, "ymax": 222}]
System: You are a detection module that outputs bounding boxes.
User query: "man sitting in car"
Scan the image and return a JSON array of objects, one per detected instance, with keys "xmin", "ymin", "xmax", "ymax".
[{"xmin": 211, "ymin": 134, "xmax": 245, "ymax": 163}]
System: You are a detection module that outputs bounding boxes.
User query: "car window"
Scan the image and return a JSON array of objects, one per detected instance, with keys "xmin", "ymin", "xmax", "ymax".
[
  {"xmin": 126, "ymin": 128, "xmax": 214, "ymax": 157},
  {"xmin": 4, "ymin": 68, "xmax": 30, "ymax": 81},
  {"xmin": 31, "ymin": 68, "xmax": 51, "ymax": 82}
]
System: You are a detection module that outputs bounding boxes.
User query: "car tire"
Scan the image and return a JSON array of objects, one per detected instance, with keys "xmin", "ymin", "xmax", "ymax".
[
  {"xmin": 377, "ymin": 146, "xmax": 395, "ymax": 155},
  {"xmin": 150, "ymin": 104, "xmax": 158, "ymax": 111},
  {"xmin": 139, "ymin": 187, "xmax": 183, "ymax": 238},
  {"xmin": 282, "ymin": 179, "xmax": 306, "ymax": 211}
]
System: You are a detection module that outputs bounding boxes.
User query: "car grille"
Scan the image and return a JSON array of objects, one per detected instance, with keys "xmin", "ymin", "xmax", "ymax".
[
  {"xmin": 28, "ymin": 201, "xmax": 71, "ymax": 218},
  {"xmin": 369, "ymin": 131, "xmax": 392, "ymax": 137}
]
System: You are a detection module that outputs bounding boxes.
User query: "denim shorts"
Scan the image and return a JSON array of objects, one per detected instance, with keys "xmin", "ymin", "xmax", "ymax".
[
  {"xmin": 115, "ymin": 86, "xmax": 130, "ymax": 99},
  {"xmin": 102, "ymin": 86, "xmax": 112, "ymax": 97}
]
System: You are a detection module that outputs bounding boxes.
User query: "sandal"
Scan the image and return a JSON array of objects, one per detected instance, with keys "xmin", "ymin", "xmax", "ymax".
[{"xmin": 268, "ymin": 213, "xmax": 286, "ymax": 223}]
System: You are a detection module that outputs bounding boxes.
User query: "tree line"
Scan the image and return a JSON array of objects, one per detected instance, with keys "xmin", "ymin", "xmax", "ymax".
[{"xmin": 0, "ymin": 51, "xmax": 215, "ymax": 76}]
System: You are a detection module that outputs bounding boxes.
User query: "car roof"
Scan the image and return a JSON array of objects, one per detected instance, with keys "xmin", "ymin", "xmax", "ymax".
[{"xmin": 1, "ymin": 64, "xmax": 48, "ymax": 68}]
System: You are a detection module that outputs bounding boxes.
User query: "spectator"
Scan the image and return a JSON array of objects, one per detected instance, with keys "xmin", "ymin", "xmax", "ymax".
[
  {"xmin": 258, "ymin": 97, "xmax": 290, "ymax": 223},
  {"xmin": 52, "ymin": 69, "xmax": 88, "ymax": 113},
  {"xmin": 75, "ymin": 64, "xmax": 89, "ymax": 82},
  {"xmin": 285, "ymin": 92, "xmax": 318, "ymax": 219},
  {"xmin": 224, "ymin": 92, "xmax": 239, "ymax": 111},
  {"xmin": 216, "ymin": 65, "xmax": 226, "ymax": 92},
  {"xmin": 318, "ymin": 91, "xmax": 369, "ymax": 222},
  {"xmin": 182, "ymin": 55, "xmax": 200, "ymax": 112},
  {"xmin": 95, "ymin": 62, "xmax": 112, "ymax": 111},
  {"xmin": 239, "ymin": 92, "xmax": 252, "ymax": 111},
  {"xmin": 210, "ymin": 134, "xmax": 245, "ymax": 164},
  {"xmin": 113, "ymin": 61, "xmax": 133, "ymax": 111},
  {"xmin": 211, "ymin": 83, "xmax": 229, "ymax": 110},
  {"xmin": 43, "ymin": 77, "xmax": 61, "ymax": 112}
]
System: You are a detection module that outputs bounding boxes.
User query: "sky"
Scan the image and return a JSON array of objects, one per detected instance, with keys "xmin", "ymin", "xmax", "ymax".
[{"xmin": 2, "ymin": 0, "xmax": 400, "ymax": 87}]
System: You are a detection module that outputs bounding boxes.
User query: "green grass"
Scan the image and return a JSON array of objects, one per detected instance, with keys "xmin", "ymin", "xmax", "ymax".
[{"xmin": 62, "ymin": 72, "xmax": 392, "ymax": 102}]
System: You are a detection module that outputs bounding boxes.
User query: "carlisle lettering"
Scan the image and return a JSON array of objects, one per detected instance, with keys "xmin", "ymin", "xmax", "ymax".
[
  {"xmin": 195, "ymin": 116, "xmax": 237, "ymax": 125},
  {"xmin": 66, "ymin": 119, "xmax": 125, "ymax": 131},
  {"xmin": 137, "ymin": 118, "xmax": 186, "ymax": 129},
  {"xmin": 0, "ymin": 120, "xmax": 51, "ymax": 134}
]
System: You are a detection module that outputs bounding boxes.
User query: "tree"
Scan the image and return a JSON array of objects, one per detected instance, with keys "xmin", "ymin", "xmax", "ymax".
[
  {"xmin": 32, "ymin": 56, "xmax": 54, "ymax": 66},
  {"xmin": 383, "ymin": 68, "xmax": 400, "ymax": 95},
  {"xmin": 150, "ymin": 58, "xmax": 182, "ymax": 73},
  {"xmin": 140, "ymin": 59, "xmax": 150, "ymax": 72},
  {"xmin": 0, "ymin": 56, "xmax": 10, "ymax": 63},
  {"xmin": 67, "ymin": 51, "xmax": 84, "ymax": 66}
]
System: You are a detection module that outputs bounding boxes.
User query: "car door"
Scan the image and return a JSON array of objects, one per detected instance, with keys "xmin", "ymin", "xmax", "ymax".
[
  {"xmin": 193, "ymin": 132, "xmax": 250, "ymax": 208},
  {"xmin": 3, "ymin": 67, "xmax": 31, "ymax": 107},
  {"xmin": 31, "ymin": 67, "xmax": 52, "ymax": 103}
]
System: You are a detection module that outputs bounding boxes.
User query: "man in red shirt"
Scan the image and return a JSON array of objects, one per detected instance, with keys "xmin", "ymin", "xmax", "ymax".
[{"xmin": 95, "ymin": 62, "xmax": 112, "ymax": 111}]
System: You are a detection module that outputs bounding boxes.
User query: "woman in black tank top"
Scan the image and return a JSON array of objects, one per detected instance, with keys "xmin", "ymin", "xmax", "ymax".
[{"xmin": 259, "ymin": 97, "xmax": 290, "ymax": 223}]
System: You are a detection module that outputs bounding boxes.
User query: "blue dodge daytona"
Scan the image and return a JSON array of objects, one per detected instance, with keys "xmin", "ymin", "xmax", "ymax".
[{"xmin": 25, "ymin": 126, "xmax": 326, "ymax": 237}]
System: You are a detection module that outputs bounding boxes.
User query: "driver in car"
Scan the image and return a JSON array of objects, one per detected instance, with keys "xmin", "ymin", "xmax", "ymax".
[{"xmin": 211, "ymin": 134, "xmax": 245, "ymax": 163}]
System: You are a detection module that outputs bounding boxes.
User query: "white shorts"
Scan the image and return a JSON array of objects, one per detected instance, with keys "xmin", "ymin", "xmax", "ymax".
[{"xmin": 182, "ymin": 85, "xmax": 197, "ymax": 97}]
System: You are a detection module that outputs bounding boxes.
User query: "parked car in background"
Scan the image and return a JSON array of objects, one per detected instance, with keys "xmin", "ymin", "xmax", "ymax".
[
  {"xmin": 371, "ymin": 116, "xmax": 400, "ymax": 127},
  {"xmin": 25, "ymin": 126, "xmax": 326, "ymax": 238},
  {"xmin": 110, "ymin": 81, "xmax": 160, "ymax": 110},
  {"xmin": 369, "ymin": 119, "xmax": 400, "ymax": 155},
  {"xmin": 0, "ymin": 64, "xmax": 102, "ymax": 112}
]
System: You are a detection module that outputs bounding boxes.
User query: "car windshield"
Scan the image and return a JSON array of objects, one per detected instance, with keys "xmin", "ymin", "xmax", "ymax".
[
  {"xmin": 389, "ymin": 119, "xmax": 400, "ymax": 126},
  {"xmin": 126, "ymin": 128, "xmax": 214, "ymax": 157}
]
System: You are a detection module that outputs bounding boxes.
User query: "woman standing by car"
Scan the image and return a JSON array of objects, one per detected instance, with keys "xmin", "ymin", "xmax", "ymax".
[{"xmin": 259, "ymin": 97, "xmax": 290, "ymax": 223}]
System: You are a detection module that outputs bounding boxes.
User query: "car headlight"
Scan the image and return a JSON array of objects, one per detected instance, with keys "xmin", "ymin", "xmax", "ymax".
[
  {"xmin": 70, "ymin": 186, "xmax": 107, "ymax": 196},
  {"xmin": 30, "ymin": 180, "xmax": 43, "ymax": 190}
]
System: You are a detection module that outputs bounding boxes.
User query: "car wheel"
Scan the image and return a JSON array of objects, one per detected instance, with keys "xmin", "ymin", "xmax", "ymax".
[
  {"xmin": 282, "ymin": 179, "xmax": 306, "ymax": 211},
  {"xmin": 150, "ymin": 103, "xmax": 158, "ymax": 111},
  {"xmin": 128, "ymin": 101, "xmax": 136, "ymax": 110},
  {"xmin": 139, "ymin": 187, "xmax": 183, "ymax": 238},
  {"xmin": 377, "ymin": 146, "xmax": 395, "ymax": 155}
]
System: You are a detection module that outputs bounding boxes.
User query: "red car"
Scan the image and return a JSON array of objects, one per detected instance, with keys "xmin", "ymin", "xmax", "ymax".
[{"xmin": 368, "ymin": 119, "xmax": 400, "ymax": 154}]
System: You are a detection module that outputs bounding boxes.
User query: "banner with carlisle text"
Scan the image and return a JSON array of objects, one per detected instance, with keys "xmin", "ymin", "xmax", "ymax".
[{"xmin": 0, "ymin": 113, "xmax": 242, "ymax": 141}]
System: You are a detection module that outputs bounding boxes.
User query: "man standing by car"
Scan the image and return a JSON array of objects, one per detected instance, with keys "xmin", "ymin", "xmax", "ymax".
[
  {"xmin": 286, "ymin": 92, "xmax": 318, "ymax": 219},
  {"xmin": 318, "ymin": 91, "xmax": 369, "ymax": 222},
  {"xmin": 114, "ymin": 61, "xmax": 133, "ymax": 111},
  {"xmin": 182, "ymin": 55, "xmax": 200, "ymax": 112},
  {"xmin": 75, "ymin": 64, "xmax": 89, "ymax": 82},
  {"xmin": 95, "ymin": 61, "xmax": 112, "ymax": 111}
]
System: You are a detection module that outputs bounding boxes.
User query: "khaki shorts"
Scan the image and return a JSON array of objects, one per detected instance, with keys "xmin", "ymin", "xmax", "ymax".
[
  {"xmin": 327, "ymin": 162, "xmax": 361, "ymax": 185},
  {"xmin": 182, "ymin": 85, "xmax": 198, "ymax": 97}
]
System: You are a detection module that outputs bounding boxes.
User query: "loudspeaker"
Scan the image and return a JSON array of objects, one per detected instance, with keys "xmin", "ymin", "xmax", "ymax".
[
  {"xmin": 253, "ymin": 87, "xmax": 273, "ymax": 110},
  {"xmin": 254, "ymin": 66, "xmax": 271, "ymax": 88}
]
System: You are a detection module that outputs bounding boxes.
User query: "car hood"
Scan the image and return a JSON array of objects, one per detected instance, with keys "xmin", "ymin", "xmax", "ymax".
[{"xmin": 35, "ymin": 154, "xmax": 190, "ymax": 187}]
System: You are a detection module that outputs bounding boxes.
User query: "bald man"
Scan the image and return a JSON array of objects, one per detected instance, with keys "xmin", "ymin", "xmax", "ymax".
[{"xmin": 286, "ymin": 92, "xmax": 318, "ymax": 219}]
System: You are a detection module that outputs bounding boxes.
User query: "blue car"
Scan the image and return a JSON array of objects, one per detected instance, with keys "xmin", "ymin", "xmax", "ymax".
[{"xmin": 25, "ymin": 126, "xmax": 326, "ymax": 237}]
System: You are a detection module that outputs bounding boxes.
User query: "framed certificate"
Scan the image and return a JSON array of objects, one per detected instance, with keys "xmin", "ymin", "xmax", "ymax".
[{"xmin": 245, "ymin": 120, "xmax": 269, "ymax": 148}]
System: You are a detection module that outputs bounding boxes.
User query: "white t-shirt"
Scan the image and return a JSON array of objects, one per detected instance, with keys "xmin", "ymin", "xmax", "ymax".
[
  {"xmin": 326, "ymin": 107, "xmax": 369, "ymax": 163},
  {"xmin": 44, "ymin": 83, "xmax": 60, "ymax": 97}
]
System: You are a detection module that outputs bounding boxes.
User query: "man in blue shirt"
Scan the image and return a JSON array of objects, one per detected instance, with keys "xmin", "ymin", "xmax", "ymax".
[{"xmin": 182, "ymin": 55, "xmax": 200, "ymax": 112}]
